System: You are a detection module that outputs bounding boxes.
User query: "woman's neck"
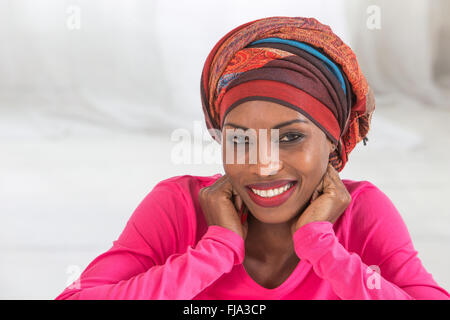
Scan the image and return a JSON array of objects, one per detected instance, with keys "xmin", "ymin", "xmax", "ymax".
[{"xmin": 245, "ymin": 214, "xmax": 297, "ymax": 263}]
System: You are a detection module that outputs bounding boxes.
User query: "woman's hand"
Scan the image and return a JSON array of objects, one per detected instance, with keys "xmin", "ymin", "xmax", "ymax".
[
  {"xmin": 199, "ymin": 174, "xmax": 249, "ymax": 241},
  {"xmin": 291, "ymin": 163, "xmax": 351, "ymax": 237}
]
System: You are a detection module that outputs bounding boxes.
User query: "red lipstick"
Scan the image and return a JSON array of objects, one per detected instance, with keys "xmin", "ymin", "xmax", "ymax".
[{"xmin": 245, "ymin": 180, "xmax": 298, "ymax": 208}]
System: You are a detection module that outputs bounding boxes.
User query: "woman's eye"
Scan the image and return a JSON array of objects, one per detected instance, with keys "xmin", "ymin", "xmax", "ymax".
[
  {"xmin": 230, "ymin": 135, "xmax": 249, "ymax": 144},
  {"xmin": 279, "ymin": 133, "xmax": 304, "ymax": 143},
  {"xmin": 229, "ymin": 133, "xmax": 303, "ymax": 144}
]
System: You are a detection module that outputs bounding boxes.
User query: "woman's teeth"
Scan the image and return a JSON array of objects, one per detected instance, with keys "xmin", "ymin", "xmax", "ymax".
[{"xmin": 250, "ymin": 182, "xmax": 294, "ymax": 198}]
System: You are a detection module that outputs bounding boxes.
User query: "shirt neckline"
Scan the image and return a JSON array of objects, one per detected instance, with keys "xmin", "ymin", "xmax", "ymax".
[{"xmin": 237, "ymin": 257, "xmax": 312, "ymax": 296}]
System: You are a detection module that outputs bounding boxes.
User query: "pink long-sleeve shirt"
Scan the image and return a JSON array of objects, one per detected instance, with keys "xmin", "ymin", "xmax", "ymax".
[{"xmin": 55, "ymin": 173, "xmax": 450, "ymax": 300}]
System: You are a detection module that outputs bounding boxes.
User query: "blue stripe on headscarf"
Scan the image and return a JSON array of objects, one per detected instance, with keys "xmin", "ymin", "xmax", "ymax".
[{"xmin": 249, "ymin": 37, "xmax": 346, "ymax": 93}]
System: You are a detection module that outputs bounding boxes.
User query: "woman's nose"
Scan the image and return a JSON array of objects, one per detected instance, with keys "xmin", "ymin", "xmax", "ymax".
[
  {"xmin": 257, "ymin": 159, "xmax": 282, "ymax": 176},
  {"xmin": 253, "ymin": 136, "xmax": 283, "ymax": 176}
]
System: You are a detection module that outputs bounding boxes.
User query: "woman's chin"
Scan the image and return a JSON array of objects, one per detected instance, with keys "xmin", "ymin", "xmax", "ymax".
[{"xmin": 247, "ymin": 208, "xmax": 298, "ymax": 225}]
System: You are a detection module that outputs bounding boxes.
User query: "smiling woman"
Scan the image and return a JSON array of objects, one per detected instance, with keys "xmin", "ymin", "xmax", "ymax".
[
  {"xmin": 223, "ymin": 101, "xmax": 332, "ymax": 214},
  {"xmin": 55, "ymin": 16, "xmax": 450, "ymax": 300}
]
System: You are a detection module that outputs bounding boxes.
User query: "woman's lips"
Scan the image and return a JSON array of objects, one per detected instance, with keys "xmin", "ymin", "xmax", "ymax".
[{"xmin": 245, "ymin": 180, "xmax": 298, "ymax": 208}]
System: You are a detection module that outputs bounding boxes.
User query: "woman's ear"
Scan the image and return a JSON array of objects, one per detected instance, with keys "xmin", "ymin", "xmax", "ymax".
[{"xmin": 329, "ymin": 141, "xmax": 337, "ymax": 154}]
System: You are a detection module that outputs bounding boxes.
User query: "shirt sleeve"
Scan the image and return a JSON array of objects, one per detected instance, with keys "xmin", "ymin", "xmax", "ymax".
[
  {"xmin": 54, "ymin": 179, "xmax": 245, "ymax": 300},
  {"xmin": 293, "ymin": 185, "xmax": 450, "ymax": 300}
]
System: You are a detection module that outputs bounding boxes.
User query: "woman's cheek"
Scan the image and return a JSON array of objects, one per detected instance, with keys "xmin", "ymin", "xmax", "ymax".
[{"xmin": 284, "ymin": 148, "xmax": 316, "ymax": 174}]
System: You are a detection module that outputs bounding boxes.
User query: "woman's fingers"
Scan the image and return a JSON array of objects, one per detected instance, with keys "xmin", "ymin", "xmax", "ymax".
[
  {"xmin": 322, "ymin": 163, "xmax": 337, "ymax": 190},
  {"xmin": 198, "ymin": 173, "xmax": 248, "ymax": 240},
  {"xmin": 233, "ymin": 192, "xmax": 243, "ymax": 212},
  {"xmin": 212, "ymin": 174, "xmax": 228, "ymax": 189},
  {"xmin": 211, "ymin": 175, "xmax": 245, "ymax": 214},
  {"xmin": 326, "ymin": 164, "xmax": 345, "ymax": 190},
  {"xmin": 211, "ymin": 174, "xmax": 234, "ymax": 199},
  {"xmin": 311, "ymin": 189, "xmax": 319, "ymax": 202},
  {"xmin": 310, "ymin": 163, "xmax": 334, "ymax": 202},
  {"xmin": 325, "ymin": 163, "xmax": 351, "ymax": 207},
  {"xmin": 328, "ymin": 163, "xmax": 342, "ymax": 180}
]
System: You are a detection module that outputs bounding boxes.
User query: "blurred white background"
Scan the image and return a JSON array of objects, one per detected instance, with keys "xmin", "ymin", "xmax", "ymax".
[{"xmin": 0, "ymin": 0, "xmax": 449, "ymax": 299}]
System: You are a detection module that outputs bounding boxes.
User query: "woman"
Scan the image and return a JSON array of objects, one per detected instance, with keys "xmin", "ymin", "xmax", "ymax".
[{"xmin": 55, "ymin": 17, "xmax": 449, "ymax": 300}]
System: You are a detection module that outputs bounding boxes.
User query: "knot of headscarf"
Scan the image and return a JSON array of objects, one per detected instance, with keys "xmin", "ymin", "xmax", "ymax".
[{"xmin": 200, "ymin": 17, "xmax": 375, "ymax": 172}]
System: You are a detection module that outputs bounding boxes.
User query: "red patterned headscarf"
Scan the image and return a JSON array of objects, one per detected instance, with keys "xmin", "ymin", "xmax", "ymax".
[{"xmin": 200, "ymin": 17, "xmax": 375, "ymax": 172}]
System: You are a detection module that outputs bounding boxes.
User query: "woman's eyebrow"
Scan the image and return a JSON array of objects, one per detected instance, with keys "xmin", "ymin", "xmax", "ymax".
[
  {"xmin": 273, "ymin": 119, "xmax": 308, "ymax": 129},
  {"xmin": 223, "ymin": 119, "xmax": 308, "ymax": 130}
]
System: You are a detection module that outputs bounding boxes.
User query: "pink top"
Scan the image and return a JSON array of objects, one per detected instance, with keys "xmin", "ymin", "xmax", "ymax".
[{"xmin": 55, "ymin": 174, "xmax": 450, "ymax": 300}]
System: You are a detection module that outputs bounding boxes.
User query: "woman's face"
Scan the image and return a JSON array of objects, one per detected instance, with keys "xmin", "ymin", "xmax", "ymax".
[{"xmin": 222, "ymin": 100, "xmax": 335, "ymax": 224}]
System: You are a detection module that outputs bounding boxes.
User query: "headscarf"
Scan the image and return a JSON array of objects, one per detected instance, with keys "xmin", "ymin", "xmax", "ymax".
[{"xmin": 200, "ymin": 17, "xmax": 375, "ymax": 172}]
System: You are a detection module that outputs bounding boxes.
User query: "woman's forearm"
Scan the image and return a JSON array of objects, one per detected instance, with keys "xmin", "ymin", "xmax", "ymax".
[
  {"xmin": 293, "ymin": 221, "xmax": 450, "ymax": 300},
  {"xmin": 55, "ymin": 225, "xmax": 244, "ymax": 300}
]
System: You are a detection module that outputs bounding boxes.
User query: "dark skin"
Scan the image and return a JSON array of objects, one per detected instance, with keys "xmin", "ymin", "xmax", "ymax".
[{"xmin": 199, "ymin": 100, "xmax": 351, "ymax": 289}]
